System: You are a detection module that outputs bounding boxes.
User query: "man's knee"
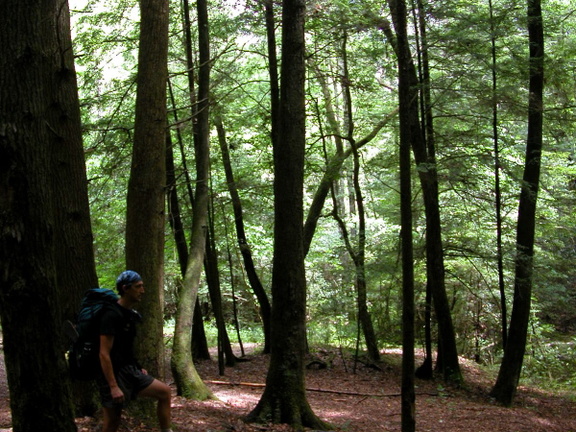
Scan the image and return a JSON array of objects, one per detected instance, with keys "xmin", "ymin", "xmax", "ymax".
[
  {"xmin": 140, "ymin": 379, "xmax": 171, "ymax": 401},
  {"xmin": 158, "ymin": 382, "xmax": 171, "ymax": 402}
]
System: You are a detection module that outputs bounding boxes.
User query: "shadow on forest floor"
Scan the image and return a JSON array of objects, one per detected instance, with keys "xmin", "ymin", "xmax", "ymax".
[{"xmin": 1, "ymin": 345, "xmax": 575, "ymax": 431}]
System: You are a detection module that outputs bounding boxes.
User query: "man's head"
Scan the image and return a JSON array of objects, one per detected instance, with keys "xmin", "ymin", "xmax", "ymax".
[{"xmin": 116, "ymin": 270, "xmax": 143, "ymax": 296}]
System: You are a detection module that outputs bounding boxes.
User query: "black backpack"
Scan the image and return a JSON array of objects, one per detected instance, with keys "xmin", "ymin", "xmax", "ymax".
[{"xmin": 65, "ymin": 288, "xmax": 119, "ymax": 381}]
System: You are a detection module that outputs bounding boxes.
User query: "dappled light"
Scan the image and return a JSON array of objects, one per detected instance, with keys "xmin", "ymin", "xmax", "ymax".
[{"xmin": 61, "ymin": 349, "xmax": 576, "ymax": 431}]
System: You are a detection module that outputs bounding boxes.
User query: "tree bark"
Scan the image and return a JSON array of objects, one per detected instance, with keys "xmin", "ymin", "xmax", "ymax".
[
  {"xmin": 246, "ymin": 0, "xmax": 330, "ymax": 429},
  {"xmin": 391, "ymin": 0, "xmax": 417, "ymax": 428},
  {"xmin": 167, "ymin": 81, "xmax": 211, "ymax": 361},
  {"xmin": 51, "ymin": 0, "xmax": 99, "ymax": 320},
  {"xmin": 170, "ymin": 0, "xmax": 214, "ymax": 400},
  {"xmin": 490, "ymin": 0, "xmax": 544, "ymax": 406},
  {"xmin": 0, "ymin": 0, "xmax": 79, "ymax": 429},
  {"xmin": 489, "ymin": 0, "xmax": 508, "ymax": 351},
  {"xmin": 49, "ymin": 0, "xmax": 101, "ymax": 415},
  {"xmin": 383, "ymin": 10, "xmax": 462, "ymax": 384},
  {"xmin": 125, "ymin": 0, "xmax": 169, "ymax": 381}
]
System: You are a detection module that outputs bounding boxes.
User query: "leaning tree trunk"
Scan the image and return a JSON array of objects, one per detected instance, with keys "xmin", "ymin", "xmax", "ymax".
[
  {"xmin": 167, "ymin": 82, "xmax": 211, "ymax": 361},
  {"xmin": 490, "ymin": 0, "xmax": 544, "ymax": 406},
  {"xmin": 170, "ymin": 0, "xmax": 214, "ymax": 400},
  {"xmin": 0, "ymin": 0, "xmax": 79, "ymax": 429},
  {"xmin": 303, "ymin": 55, "xmax": 398, "ymax": 258},
  {"xmin": 215, "ymin": 116, "xmax": 272, "ymax": 353},
  {"xmin": 382, "ymin": 13, "xmax": 462, "ymax": 384},
  {"xmin": 246, "ymin": 0, "xmax": 330, "ymax": 429}
]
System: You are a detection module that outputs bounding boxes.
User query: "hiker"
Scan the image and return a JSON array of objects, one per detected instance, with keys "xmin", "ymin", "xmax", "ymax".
[{"xmin": 98, "ymin": 270, "xmax": 173, "ymax": 432}]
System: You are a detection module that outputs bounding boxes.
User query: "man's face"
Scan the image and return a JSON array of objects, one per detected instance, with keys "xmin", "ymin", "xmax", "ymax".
[{"xmin": 125, "ymin": 280, "xmax": 145, "ymax": 302}]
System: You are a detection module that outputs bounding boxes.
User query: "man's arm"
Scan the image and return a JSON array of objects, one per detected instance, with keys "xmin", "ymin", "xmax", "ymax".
[{"xmin": 99, "ymin": 334, "xmax": 124, "ymax": 403}]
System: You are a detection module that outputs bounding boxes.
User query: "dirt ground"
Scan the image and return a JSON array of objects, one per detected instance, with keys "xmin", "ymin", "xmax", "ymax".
[{"xmin": 0, "ymin": 346, "xmax": 575, "ymax": 431}]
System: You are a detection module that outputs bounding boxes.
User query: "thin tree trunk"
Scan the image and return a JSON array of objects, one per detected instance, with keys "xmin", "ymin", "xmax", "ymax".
[
  {"xmin": 412, "ymin": 0, "xmax": 433, "ymax": 380},
  {"xmin": 304, "ymin": 57, "xmax": 398, "ymax": 257},
  {"xmin": 165, "ymin": 120, "xmax": 210, "ymax": 360},
  {"xmin": 415, "ymin": 283, "xmax": 433, "ymax": 379},
  {"xmin": 490, "ymin": 0, "xmax": 544, "ymax": 406},
  {"xmin": 343, "ymin": 28, "xmax": 380, "ymax": 363},
  {"xmin": 489, "ymin": 0, "xmax": 508, "ymax": 351},
  {"xmin": 330, "ymin": 154, "xmax": 380, "ymax": 363},
  {"xmin": 382, "ymin": 12, "xmax": 462, "ymax": 384},
  {"xmin": 391, "ymin": 0, "xmax": 417, "ymax": 428},
  {"xmin": 171, "ymin": 0, "xmax": 214, "ymax": 400},
  {"xmin": 223, "ymin": 220, "xmax": 245, "ymax": 357},
  {"xmin": 180, "ymin": 0, "xmax": 212, "ymax": 361},
  {"xmin": 215, "ymin": 115, "xmax": 272, "ymax": 353},
  {"xmin": 205, "ymin": 204, "xmax": 237, "ymax": 368}
]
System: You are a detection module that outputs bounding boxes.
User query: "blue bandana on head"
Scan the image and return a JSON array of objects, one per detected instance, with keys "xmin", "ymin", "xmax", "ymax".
[{"xmin": 116, "ymin": 270, "xmax": 142, "ymax": 292}]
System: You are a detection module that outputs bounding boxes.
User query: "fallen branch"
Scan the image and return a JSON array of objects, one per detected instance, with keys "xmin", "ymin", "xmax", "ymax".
[{"xmin": 205, "ymin": 380, "xmax": 438, "ymax": 398}]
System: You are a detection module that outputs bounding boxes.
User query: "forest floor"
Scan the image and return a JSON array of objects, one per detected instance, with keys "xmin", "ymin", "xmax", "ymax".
[{"xmin": 0, "ymin": 345, "xmax": 575, "ymax": 431}]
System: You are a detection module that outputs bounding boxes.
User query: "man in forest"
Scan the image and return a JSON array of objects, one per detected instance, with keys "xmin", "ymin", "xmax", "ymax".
[{"xmin": 98, "ymin": 270, "xmax": 174, "ymax": 432}]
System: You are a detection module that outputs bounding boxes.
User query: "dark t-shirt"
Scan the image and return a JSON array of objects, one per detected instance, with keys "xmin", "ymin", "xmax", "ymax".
[{"xmin": 99, "ymin": 302, "xmax": 142, "ymax": 370}]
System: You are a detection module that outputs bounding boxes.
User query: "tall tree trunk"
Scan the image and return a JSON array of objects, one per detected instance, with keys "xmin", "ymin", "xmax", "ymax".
[
  {"xmin": 246, "ymin": 0, "xmax": 330, "ymax": 428},
  {"xmin": 167, "ymin": 81, "xmax": 210, "ymax": 361},
  {"xmin": 170, "ymin": 0, "xmax": 214, "ymax": 400},
  {"xmin": 51, "ymin": 0, "xmax": 99, "ymax": 321},
  {"xmin": 413, "ymin": 0, "xmax": 433, "ymax": 380},
  {"xmin": 49, "ymin": 0, "xmax": 100, "ymax": 415},
  {"xmin": 0, "ymin": 0, "xmax": 79, "ymax": 429},
  {"xmin": 392, "ymin": 0, "xmax": 417, "ymax": 428},
  {"xmin": 383, "ymin": 11, "xmax": 462, "ymax": 384},
  {"xmin": 125, "ymin": 0, "xmax": 169, "ymax": 381},
  {"xmin": 489, "ymin": 0, "xmax": 508, "ymax": 351},
  {"xmin": 343, "ymin": 29, "xmax": 380, "ymax": 363},
  {"xmin": 490, "ymin": 0, "xmax": 544, "ymax": 406},
  {"xmin": 215, "ymin": 115, "xmax": 272, "ymax": 353},
  {"xmin": 180, "ymin": 0, "xmax": 212, "ymax": 361}
]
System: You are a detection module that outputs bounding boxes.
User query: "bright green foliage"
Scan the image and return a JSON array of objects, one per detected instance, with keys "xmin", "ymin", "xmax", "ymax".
[{"xmin": 69, "ymin": 0, "xmax": 576, "ymax": 384}]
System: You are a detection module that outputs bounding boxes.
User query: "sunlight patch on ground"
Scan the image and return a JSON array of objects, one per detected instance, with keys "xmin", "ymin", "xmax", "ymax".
[{"xmin": 213, "ymin": 388, "xmax": 261, "ymax": 407}]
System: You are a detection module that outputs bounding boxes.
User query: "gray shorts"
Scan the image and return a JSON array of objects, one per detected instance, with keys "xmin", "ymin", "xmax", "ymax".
[{"xmin": 98, "ymin": 364, "xmax": 155, "ymax": 408}]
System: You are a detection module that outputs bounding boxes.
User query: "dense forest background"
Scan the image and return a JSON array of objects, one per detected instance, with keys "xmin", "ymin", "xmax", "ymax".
[
  {"xmin": 69, "ymin": 0, "xmax": 575, "ymax": 386},
  {"xmin": 1, "ymin": 0, "xmax": 574, "ymax": 429}
]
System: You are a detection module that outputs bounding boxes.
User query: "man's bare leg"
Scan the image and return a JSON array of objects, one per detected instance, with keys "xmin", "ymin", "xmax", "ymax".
[
  {"xmin": 138, "ymin": 378, "xmax": 172, "ymax": 430},
  {"xmin": 102, "ymin": 405, "xmax": 122, "ymax": 432}
]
